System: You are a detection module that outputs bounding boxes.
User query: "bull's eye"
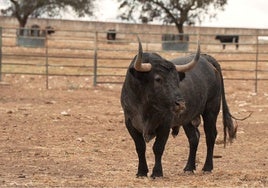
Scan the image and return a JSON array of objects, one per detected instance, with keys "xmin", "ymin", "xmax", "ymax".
[{"xmin": 154, "ymin": 75, "xmax": 163, "ymax": 84}]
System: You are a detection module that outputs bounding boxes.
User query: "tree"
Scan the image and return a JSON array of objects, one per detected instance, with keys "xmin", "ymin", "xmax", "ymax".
[
  {"xmin": 118, "ymin": 0, "xmax": 227, "ymax": 34},
  {"xmin": 0, "ymin": 0, "xmax": 95, "ymax": 28}
]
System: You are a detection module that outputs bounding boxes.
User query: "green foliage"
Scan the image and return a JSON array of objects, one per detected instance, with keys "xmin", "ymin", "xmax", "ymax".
[
  {"xmin": 118, "ymin": 0, "xmax": 227, "ymax": 33},
  {"xmin": 1, "ymin": 0, "xmax": 95, "ymax": 27}
]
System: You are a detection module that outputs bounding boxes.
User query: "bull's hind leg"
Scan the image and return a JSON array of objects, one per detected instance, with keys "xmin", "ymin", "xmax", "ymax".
[
  {"xmin": 202, "ymin": 111, "xmax": 218, "ymax": 172},
  {"xmin": 125, "ymin": 119, "xmax": 148, "ymax": 177},
  {"xmin": 183, "ymin": 122, "xmax": 200, "ymax": 172}
]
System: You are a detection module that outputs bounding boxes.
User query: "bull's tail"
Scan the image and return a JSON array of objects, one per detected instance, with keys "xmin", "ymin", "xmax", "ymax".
[
  {"xmin": 221, "ymin": 81, "xmax": 237, "ymax": 147},
  {"xmin": 204, "ymin": 55, "xmax": 238, "ymax": 147},
  {"xmin": 216, "ymin": 61, "xmax": 251, "ymax": 147}
]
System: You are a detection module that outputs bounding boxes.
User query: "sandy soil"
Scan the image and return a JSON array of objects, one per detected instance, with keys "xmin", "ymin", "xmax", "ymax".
[{"xmin": 0, "ymin": 75, "xmax": 267, "ymax": 187}]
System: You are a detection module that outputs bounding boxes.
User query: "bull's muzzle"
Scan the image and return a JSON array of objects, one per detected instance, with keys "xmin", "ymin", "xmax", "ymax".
[{"xmin": 174, "ymin": 99, "xmax": 186, "ymax": 114}]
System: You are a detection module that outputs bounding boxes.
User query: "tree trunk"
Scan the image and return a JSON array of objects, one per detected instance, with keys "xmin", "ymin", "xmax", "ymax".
[
  {"xmin": 177, "ymin": 23, "xmax": 184, "ymax": 34},
  {"xmin": 175, "ymin": 23, "xmax": 184, "ymax": 41},
  {"xmin": 18, "ymin": 16, "xmax": 28, "ymax": 36}
]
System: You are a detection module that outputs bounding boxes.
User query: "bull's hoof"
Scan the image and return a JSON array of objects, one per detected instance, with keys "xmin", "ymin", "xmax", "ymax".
[
  {"xmin": 136, "ymin": 173, "xmax": 147, "ymax": 178},
  {"xmin": 151, "ymin": 168, "xmax": 163, "ymax": 179},
  {"xmin": 150, "ymin": 173, "xmax": 163, "ymax": 179},
  {"xmin": 202, "ymin": 170, "xmax": 212, "ymax": 174},
  {"xmin": 183, "ymin": 170, "xmax": 194, "ymax": 175},
  {"xmin": 183, "ymin": 165, "xmax": 196, "ymax": 173},
  {"xmin": 202, "ymin": 166, "xmax": 213, "ymax": 173}
]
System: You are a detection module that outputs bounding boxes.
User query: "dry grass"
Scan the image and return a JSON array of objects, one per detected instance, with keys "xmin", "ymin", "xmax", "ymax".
[{"xmin": 0, "ymin": 75, "xmax": 267, "ymax": 187}]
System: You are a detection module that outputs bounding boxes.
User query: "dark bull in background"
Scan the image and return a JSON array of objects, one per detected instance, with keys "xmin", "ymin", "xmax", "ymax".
[
  {"xmin": 120, "ymin": 37, "xmax": 239, "ymax": 178},
  {"xmin": 107, "ymin": 29, "xmax": 116, "ymax": 40},
  {"xmin": 215, "ymin": 35, "xmax": 239, "ymax": 50}
]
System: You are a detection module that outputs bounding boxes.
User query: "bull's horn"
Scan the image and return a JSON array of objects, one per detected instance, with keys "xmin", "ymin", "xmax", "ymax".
[
  {"xmin": 134, "ymin": 36, "xmax": 152, "ymax": 72},
  {"xmin": 175, "ymin": 41, "xmax": 200, "ymax": 72}
]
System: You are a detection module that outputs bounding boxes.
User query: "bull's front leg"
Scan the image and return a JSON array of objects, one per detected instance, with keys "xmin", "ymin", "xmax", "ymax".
[
  {"xmin": 151, "ymin": 125, "xmax": 170, "ymax": 178},
  {"xmin": 125, "ymin": 119, "xmax": 148, "ymax": 177}
]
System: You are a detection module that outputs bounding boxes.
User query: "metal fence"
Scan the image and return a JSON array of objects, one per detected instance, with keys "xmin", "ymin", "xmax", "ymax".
[{"xmin": 0, "ymin": 26, "xmax": 267, "ymax": 92}]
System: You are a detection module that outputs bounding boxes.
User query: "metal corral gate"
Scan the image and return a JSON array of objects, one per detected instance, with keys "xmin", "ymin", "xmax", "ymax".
[{"xmin": 0, "ymin": 26, "xmax": 268, "ymax": 92}]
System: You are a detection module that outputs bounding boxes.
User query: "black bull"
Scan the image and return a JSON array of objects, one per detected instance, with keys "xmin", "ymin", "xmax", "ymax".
[
  {"xmin": 120, "ymin": 38, "xmax": 238, "ymax": 178},
  {"xmin": 215, "ymin": 35, "xmax": 239, "ymax": 50}
]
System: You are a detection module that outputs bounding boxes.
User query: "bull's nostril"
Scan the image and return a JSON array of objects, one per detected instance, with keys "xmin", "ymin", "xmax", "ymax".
[
  {"xmin": 175, "ymin": 96, "xmax": 182, "ymax": 102},
  {"xmin": 174, "ymin": 98, "xmax": 186, "ymax": 112},
  {"xmin": 175, "ymin": 98, "xmax": 184, "ymax": 105}
]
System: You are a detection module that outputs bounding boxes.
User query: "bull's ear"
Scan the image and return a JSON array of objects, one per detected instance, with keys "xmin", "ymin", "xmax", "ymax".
[
  {"xmin": 129, "ymin": 67, "xmax": 146, "ymax": 80},
  {"xmin": 129, "ymin": 67, "xmax": 135, "ymax": 75},
  {"xmin": 178, "ymin": 72, "xmax": 185, "ymax": 81}
]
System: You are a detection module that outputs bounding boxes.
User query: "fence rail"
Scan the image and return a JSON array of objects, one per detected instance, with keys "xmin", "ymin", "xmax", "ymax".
[{"xmin": 0, "ymin": 26, "xmax": 267, "ymax": 92}]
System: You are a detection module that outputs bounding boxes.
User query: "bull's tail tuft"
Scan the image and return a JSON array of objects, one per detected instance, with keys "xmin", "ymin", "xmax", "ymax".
[
  {"xmin": 222, "ymin": 99, "xmax": 237, "ymax": 147},
  {"xmin": 222, "ymin": 97, "xmax": 252, "ymax": 147}
]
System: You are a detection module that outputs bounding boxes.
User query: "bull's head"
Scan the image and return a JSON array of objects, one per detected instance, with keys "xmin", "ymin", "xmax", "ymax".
[
  {"xmin": 129, "ymin": 37, "xmax": 200, "ymax": 142},
  {"xmin": 134, "ymin": 37, "xmax": 200, "ymax": 72}
]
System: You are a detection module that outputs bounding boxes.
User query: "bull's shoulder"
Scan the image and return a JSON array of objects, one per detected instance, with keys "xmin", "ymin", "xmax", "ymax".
[{"xmin": 201, "ymin": 54, "xmax": 217, "ymax": 63}]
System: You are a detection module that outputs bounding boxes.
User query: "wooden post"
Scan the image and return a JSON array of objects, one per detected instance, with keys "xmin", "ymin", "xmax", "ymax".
[
  {"xmin": 45, "ymin": 31, "xmax": 49, "ymax": 89},
  {"xmin": 255, "ymin": 30, "xmax": 259, "ymax": 93},
  {"xmin": 93, "ymin": 32, "xmax": 98, "ymax": 86},
  {"xmin": 0, "ymin": 27, "xmax": 2, "ymax": 82}
]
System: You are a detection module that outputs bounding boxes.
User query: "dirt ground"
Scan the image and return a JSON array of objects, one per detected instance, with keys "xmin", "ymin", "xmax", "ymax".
[{"xmin": 0, "ymin": 75, "xmax": 267, "ymax": 187}]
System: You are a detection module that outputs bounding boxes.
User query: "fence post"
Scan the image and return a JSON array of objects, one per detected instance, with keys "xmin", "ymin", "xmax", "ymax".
[
  {"xmin": 45, "ymin": 32, "xmax": 49, "ymax": 89},
  {"xmin": 93, "ymin": 31, "xmax": 98, "ymax": 86},
  {"xmin": 0, "ymin": 27, "xmax": 2, "ymax": 82},
  {"xmin": 255, "ymin": 30, "xmax": 259, "ymax": 93}
]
